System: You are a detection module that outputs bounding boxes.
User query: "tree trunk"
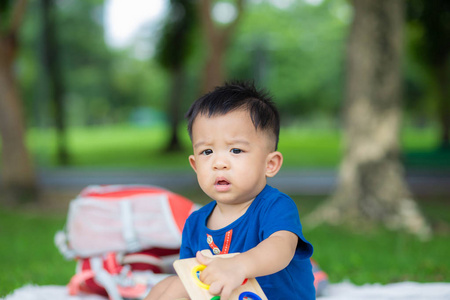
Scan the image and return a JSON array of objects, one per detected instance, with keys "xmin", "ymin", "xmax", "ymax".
[
  {"xmin": 165, "ymin": 66, "xmax": 186, "ymax": 152},
  {"xmin": 202, "ymin": 34, "xmax": 227, "ymax": 94},
  {"xmin": 158, "ymin": 0, "xmax": 197, "ymax": 152},
  {"xmin": 198, "ymin": 0, "xmax": 244, "ymax": 94},
  {"xmin": 435, "ymin": 62, "xmax": 449, "ymax": 149},
  {"xmin": 306, "ymin": 0, "xmax": 431, "ymax": 239},
  {"xmin": 0, "ymin": 0, "xmax": 37, "ymax": 204},
  {"xmin": 41, "ymin": 0, "xmax": 69, "ymax": 165}
]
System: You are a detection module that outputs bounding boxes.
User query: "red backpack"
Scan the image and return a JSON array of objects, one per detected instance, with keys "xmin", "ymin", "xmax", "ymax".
[{"xmin": 55, "ymin": 184, "xmax": 198, "ymax": 300}]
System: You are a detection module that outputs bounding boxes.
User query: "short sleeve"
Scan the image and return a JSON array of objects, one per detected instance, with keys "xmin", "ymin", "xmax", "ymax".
[
  {"xmin": 258, "ymin": 194, "xmax": 313, "ymax": 259},
  {"xmin": 179, "ymin": 214, "xmax": 196, "ymax": 259}
]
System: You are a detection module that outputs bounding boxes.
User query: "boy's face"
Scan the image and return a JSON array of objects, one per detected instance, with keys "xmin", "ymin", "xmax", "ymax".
[{"xmin": 189, "ymin": 109, "xmax": 282, "ymax": 206}]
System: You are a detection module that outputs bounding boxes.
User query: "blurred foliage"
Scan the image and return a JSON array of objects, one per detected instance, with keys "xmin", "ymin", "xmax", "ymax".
[
  {"xmin": 405, "ymin": 0, "xmax": 450, "ymax": 120},
  {"xmin": 19, "ymin": 0, "xmax": 170, "ymax": 128},
  {"xmin": 8, "ymin": 0, "xmax": 447, "ymax": 166},
  {"xmin": 155, "ymin": 0, "xmax": 198, "ymax": 69},
  {"xmin": 227, "ymin": 0, "xmax": 350, "ymax": 121},
  {"xmin": 16, "ymin": 0, "xmax": 348, "ymax": 129}
]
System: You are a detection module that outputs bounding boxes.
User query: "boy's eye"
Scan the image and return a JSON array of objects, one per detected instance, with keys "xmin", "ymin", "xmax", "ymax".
[
  {"xmin": 231, "ymin": 148, "xmax": 242, "ymax": 154},
  {"xmin": 201, "ymin": 149, "xmax": 213, "ymax": 155}
]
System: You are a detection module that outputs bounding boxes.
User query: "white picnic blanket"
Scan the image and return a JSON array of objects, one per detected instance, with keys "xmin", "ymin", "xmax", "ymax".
[
  {"xmin": 320, "ymin": 281, "xmax": 450, "ymax": 299},
  {"xmin": 3, "ymin": 281, "xmax": 450, "ymax": 300}
]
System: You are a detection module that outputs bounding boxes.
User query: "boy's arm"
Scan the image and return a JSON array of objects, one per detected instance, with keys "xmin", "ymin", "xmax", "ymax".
[{"xmin": 196, "ymin": 230, "xmax": 298, "ymax": 300}]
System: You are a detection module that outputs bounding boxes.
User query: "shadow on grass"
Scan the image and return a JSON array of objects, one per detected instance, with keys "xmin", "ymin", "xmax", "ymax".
[{"xmin": 404, "ymin": 148, "xmax": 450, "ymax": 170}]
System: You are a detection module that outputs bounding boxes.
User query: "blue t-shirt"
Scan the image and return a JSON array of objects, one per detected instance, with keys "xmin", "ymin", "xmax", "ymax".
[{"xmin": 180, "ymin": 185, "xmax": 315, "ymax": 300}]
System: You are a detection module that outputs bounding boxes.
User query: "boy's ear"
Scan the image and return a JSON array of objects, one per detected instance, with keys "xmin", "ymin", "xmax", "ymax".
[
  {"xmin": 189, "ymin": 155, "xmax": 197, "ymax": 173},
  {"xmin": 265, "ymin": 151, "xmax": 283, "ymax": 178}
]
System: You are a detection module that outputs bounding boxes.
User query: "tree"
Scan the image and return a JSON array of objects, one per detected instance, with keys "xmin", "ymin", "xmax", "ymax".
[
  {"xmin": 156, "ymin": 0, "xmax": 197, "ymax": 152},
  {"xmin": 0, "ymin": 0, "xmax": 37, "ymax": 203},
  {"xmin": 306, "ymin": 0, "xmax": 431, "ymax": 238},
  {"xmin": 40, "ymin": 0, "xmax": 69, "ymax": 164},
  {"xmin": 198, "ymin": 0, "xmax": 244, "ymax": 94},
  {"xmin": 407, "ymin": 0, "xmax": 450, "ymax": 149},
  {"xmin": 226, "ymin": 0, "xmax": 349, "ymax": 119},
  {"xmin": 55, "ymin": 0, "xmax": 116, "ymax": 126}
]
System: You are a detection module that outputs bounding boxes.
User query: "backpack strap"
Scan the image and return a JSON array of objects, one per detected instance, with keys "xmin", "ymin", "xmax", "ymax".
[
  {"xmin": 68, "ymin": 254, "xmax": 151, "ymax": 300},
  {"xmin": 89, "ymin": 257, "xmax": 123, "ymax": 300},
  {"xmin": 67, "ymin": 269, "xmax": 95, "ymax": 295},
  {"xmin": 117, "ymin": 284, "xmax": 148, "ymax": 299},
  {"xmin": 54, "ymin": 230, "xmax": 76, "ymax": 260},
  {"xmin": 119, "ymin": 200, "xmax": 141, "ymax": 253}
]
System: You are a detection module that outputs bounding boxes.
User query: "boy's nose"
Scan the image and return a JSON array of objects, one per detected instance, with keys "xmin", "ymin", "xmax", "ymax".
[{"xmin": 213, "ymin": 156, "xmax": 229, "ymax": 170}]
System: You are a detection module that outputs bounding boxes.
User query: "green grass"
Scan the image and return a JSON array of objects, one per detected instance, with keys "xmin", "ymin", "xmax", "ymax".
[
  {"xmin": 401, "ymin": 126, "xmax": 450, "ymax": 169},
  {"xmin": 307, "ymin": 225, "xmax": 449, "ymax": 284},
  {"xmin": 28, "ymin": 125, "xmax": 193, "ymax": 169},
  {"xmin": 1, "ymin": 195, "xmax": 448, "ymax": 297},
  {"xmin": 0, "ymin": 210, "xmax": 76, "ymax": 297},
  {"xmin": 295, "ymin": 196, "xmax": 450, "ymax": 285},
  {"xmin": 278, "ymin": 127, "xmax": 342, "ymax": 168},
  {"xmin": 23, "ymin": 124, "xmax": 448, "ymax": 169}
]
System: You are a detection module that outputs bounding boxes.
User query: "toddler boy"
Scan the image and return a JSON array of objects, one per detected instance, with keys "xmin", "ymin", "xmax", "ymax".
[{"xmin": 145, "ymin": 81, "xmax": 314, "ymax": 300}]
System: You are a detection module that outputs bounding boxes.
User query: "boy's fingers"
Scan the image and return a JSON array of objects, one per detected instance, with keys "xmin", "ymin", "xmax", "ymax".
[
  {"xmin": 220, "ymin": 286, "xmax": 233, "ymax": 300},
  {"xmin": 208, "ymin": 281, "xmax": 223, "ymax": 296},
  {"xmin": 196, "ymin": 251, "xmax": 212, "ymax": 265}
]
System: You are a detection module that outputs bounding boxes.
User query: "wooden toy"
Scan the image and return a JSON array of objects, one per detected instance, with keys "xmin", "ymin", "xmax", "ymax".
[{"xmin": 173, "ymin": 250, "xmax": 268, "ymax": 300}]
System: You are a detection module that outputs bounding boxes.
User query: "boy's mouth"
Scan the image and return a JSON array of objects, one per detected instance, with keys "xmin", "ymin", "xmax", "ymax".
[
  {"xmin": 215, "ymin": 178, "xmax": 230, "ymax": 185},
  {"xmin": 214, "ymin": 177, "xmax": 231, "ymax": 191}
]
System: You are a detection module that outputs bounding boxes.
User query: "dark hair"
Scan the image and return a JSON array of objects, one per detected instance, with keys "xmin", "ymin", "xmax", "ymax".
[{"xmin": 186, "ymin": 81, "xmax": 280, "ymax": 150}]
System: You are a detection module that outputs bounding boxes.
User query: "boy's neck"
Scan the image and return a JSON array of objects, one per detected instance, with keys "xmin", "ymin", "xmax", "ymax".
[{"xmin": 207, "ymin": 199, "xmax": 255, "ymax": 230}]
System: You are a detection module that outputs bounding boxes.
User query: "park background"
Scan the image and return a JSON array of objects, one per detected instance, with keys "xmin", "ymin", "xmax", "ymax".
[{"xmin": 0, "ymin": 0, "xmax": 449, "ymax": 298}]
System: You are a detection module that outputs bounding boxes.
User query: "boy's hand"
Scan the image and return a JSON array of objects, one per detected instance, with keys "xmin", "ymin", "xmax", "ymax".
[
  {"xmin": 194, "ymin": 231, "xmax": 297, "ymax": 299},
  {"xmin": 196, "ymin": 251, "xmax": 246, "ymax": 300}
]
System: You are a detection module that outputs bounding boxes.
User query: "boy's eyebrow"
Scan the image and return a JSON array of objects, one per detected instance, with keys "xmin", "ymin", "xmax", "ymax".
[
  {"xmin": 229, "ymin": 139, "xmax": 251, "ymax": 146},
  {"xmin": 193, "ymin": 139, "xmax": 251, "ymax": 149},
  {"xmin": 193, "ymin": 141, "xmax": 207, "ymax": 149}
]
